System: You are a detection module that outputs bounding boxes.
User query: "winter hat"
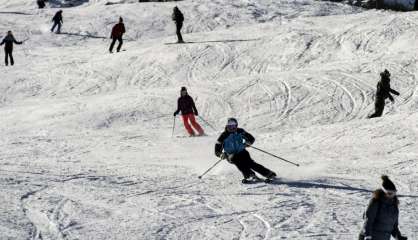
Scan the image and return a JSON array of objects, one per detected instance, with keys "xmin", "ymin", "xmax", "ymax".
[
  {"xmin": 380, "ymin": 69, "xmax": 390, "ymax": 78},
  {"xmin": 381, "ymin": 175, "xmax": 397, "ymax": 193},
  {"xmin": 181, "ymin": 86, "xmax": 187, "ymax": 92},
  {"xmin": 226, "ymin": 118, "xmax": 238, "ymax": 127},
  {"xmin": 119, "ymin": 17, "xmax": 123, "ymax": 22}
]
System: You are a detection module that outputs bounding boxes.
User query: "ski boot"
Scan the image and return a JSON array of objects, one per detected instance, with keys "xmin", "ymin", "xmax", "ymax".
[
  {"xmin": 241, "ymin": 175, "xmax": 262, "ymax": 184},
  {"xmin": 264, "ymin": 172, "xmax": 277, "ymax": 183}
]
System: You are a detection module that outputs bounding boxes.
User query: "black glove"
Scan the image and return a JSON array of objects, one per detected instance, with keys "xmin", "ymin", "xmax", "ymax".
[
  {"xmin": 173, "ymin": 111, "xmax": 178, "ymax": 117},
  {"xmin": 194, "ymin": 111, "xmax": 198, "ymax": 116},
  {"xmin": 220, "ymin": 152, "xmax": 227, "ymax": 160},
  {"xmin": 398, "ymin": 236, "xmax": 407, "ymax": 240}
]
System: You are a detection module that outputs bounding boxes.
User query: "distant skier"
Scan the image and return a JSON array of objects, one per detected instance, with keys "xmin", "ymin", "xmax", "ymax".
[
  {"xmin": 109, "ymin": 17, "xmax": 126, "ymax": 53},
  {"xmin": 37, "ymin": 0, "xmax": 46, "ymax": 9},
  {"xmin": 51, "ymin": 10, "xmax": 63, "ymax": 34},
  {"xmin": 0, "ymin": 31, "xmax": 23, "ymax": 66},
  {"xmin": 368, "ymin": 69, "xmax": 400, "ymax": 118},
  {"xmin": 173, "ymin": 87, "xmax": 205, "ymax": 136},
  {"xmin": 214, "ymin": 118, "xmax": 277, "ymax": 183},
  {"xmin": 359, "ymin": 175, "xmax": 407, "ymax": 240},
  {"xmin": 172, "ymin": 6, "xmax": 184, "ymax": 43}
]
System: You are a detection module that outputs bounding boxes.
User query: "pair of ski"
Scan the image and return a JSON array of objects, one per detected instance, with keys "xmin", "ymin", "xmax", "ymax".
[{"xmin": 242, "ymin": 176, "xmax": 278, "ymax": 184}]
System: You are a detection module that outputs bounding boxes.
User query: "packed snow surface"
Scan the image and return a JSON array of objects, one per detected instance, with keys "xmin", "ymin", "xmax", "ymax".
[{"xmin": 1, "ymin": 0, "xmax": 417, "ymax": 239}]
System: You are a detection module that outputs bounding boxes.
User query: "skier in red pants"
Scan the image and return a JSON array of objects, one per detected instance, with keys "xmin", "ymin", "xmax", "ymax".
[{"xmin": 173, "ymin": 87, "xmax": 205, "ymax": 136}]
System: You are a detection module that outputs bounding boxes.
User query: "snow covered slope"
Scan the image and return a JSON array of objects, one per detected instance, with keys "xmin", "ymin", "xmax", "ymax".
[{"xmin": 1, "ymin": 0, "xmax": 417, "ymax": 239}]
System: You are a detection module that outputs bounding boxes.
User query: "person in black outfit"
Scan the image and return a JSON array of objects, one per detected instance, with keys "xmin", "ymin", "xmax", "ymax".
[
  {"xmin": 51, "ymin": 10, "xmax": 63, "ymax": 34},
  {"xmin": 215, "ymin": 118, "xmax": 276, "ymax": 183},
  {"xmin": 359, "ymin": 175, "xmax": 407, "ymax": 240},
  {"xmin": 0, "ymin": 31, "xmax": 23, "ymax": 66},
  {"xmin": 173, "ymin": 87, "xmax": 205, "ymax": 136},
  {"xmin": 368, "ymin": 69, "xmax": 400, "ymax": 118},
  {"xmin": 172, "ymin": 6, "xmax": 184, "ymax": 43},
  {"xmin": 109, "ymin": 17, "xmax": 126, "ymax": 53},
  {"xmin": 37, "ymin": 0, "xmax": 46, "ymax": 9}
]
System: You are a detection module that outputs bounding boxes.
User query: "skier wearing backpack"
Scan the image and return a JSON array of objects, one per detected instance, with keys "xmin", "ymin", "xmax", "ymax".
[
  {"xmin": 0, "ymin": 31, "xmax": 23, "ymax": 66},
  {"xmin": 214, "ymin": 118, "xmax": 276, "ymax": 183},
  {"xmin": 109, "ymin": 17, "xmax": 126, "ymax": 53},
  {"xmin": 51, "ymin": 10, "xmax": 63, "ymax": 34},
  {"xmin": 172, "ymin": 6, "xmax": 184, "ymax": 43},
  {"xmin": 173, "ymin": 87, "xmax": 205, "ymax": 136},
  {"xmin": 368, "ymin": 69, "xmax": 400, "ymax": 118},
  {"xmin": 359, "ymin": 175, "xmax": 407, "ymax": 240}
]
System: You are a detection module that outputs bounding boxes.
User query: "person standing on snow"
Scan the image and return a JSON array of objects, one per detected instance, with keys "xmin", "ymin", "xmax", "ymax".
[
  {"xmin": 109, "ymin": 17, "xmax": 126, "ymax": 53},
  {"xmin": 172, "ymin": 6, "xmax": 184, "ymax": 43},
  {"xmin": 37, "ymin": 0, "xmax": 46, "ymax": 9},
  {"xmin": 0, "ymin": 31, "xmax": 23, "ymax": 66},
  {"xmin": 368, "ymin": 69, "xmax": 400, "ymax": 118},
  {"xmin": 214, "ymin": 118, "xmax": 276, "ymax": 183},
  {"xmin": 173, "ymin": 87, "xmax": 205, "ymax": 137},
  {"xmin": 359, "ymin": 175, "xmax": 407, "ymax": 240},
  {"xmin": 51, "ymin": 10, "xmax": 63, "ymax": 34}
]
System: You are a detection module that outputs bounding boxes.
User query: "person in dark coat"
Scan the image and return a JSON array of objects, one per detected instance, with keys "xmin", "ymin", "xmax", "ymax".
[
  {"xmin": 368, "ymin": 69, "xmax": 400, "ymax": 118},
  {"xmin": 172, "ymin": 6, "xmax": 184, "ymax": 43},
  {"xmin": 359, "ymin": 175, "xmax": 407, "ymax": 240},
  {"xmin": 214, "ymin": 118, "xmax": 276, "ymax": 183},
  {"xmin": 109, "ymin": 17, "xmax": 126, "ymax": 53},
  {"xmin": 0, "ymin": 31, "xmax": 23, "ymax": 66},
  {"xmin": 37, "ymin": 0, "xmax": 46, "ymax": 9},
  {"xmin": 173, "ymin": 87, "xmax": 205, "ymax": 136},
  {"xmin": 51, "ymin": 10, "xmax": 63, "ymax": 34}
]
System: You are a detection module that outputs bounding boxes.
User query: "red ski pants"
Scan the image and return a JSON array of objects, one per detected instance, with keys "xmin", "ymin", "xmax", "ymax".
[{"xmin": 182, "ymin": 114, "xmax": 204, "ymax": 136}]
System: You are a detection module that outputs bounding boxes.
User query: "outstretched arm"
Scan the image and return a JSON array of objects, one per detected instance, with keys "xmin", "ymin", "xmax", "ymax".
[
  {"xmin": 241, "ymin": 130, "xmax": 255, "ymax": 145},
  {"xmin": 390, "ymin": 88, "xmax": 400, "ymax": 96},
  {"xmin": 173, "ymin": 99, "xmax": 180, "ymax": 116},
  {"xmin": 191, "ymin": 98, "xmax": 198, "ymax": 116}
]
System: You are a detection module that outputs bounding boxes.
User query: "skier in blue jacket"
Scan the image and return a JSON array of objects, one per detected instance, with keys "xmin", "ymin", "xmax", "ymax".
[{"xmin": 214, "ymin": 118, "xmax": 276, "ymax": 183}]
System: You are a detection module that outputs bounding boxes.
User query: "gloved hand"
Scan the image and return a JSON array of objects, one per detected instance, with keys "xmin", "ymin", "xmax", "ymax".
[
  {"xmin": 398, "ymin": 236, "xmax": 407, "ymax": 240},
  {"xmin": 364, "ymin": 236, "xmax": 372, "ymax": 240},
  {"xmin": 173, "ymin": 111, "xmax": 178, "ymax": 117},
  {"xmin": 245, "ymin": 142, "xmax": 252, "ymax": 148},
  {"xmin": 220, "ymin": 152, "xmax": 227, "ymax": 160},
  {"xmin": 194, "ymin": 111, "xmax": 199, "ymax": 116}
]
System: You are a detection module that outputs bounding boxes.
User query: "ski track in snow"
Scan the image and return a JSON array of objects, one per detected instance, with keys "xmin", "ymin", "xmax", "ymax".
[{"xmin": 1, "ymin": 0, "xmax": 418, "ymax": 239}]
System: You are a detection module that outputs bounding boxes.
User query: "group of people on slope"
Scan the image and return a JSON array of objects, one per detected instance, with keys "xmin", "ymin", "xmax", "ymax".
[
  {"xmin": 173, "ymin": 86, "xmax": 408, "ymax": 239},
  {"xmin": 2, "ymin": 6, "xmax": 185, "ymax": 64}
]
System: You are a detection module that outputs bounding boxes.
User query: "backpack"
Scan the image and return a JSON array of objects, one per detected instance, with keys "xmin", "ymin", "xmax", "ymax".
[{"xmin": 223, "ymin": 132, "xmax": 245, "ymax": 154}]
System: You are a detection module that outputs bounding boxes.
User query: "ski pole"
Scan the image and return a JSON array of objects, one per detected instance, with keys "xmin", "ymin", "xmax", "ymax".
[
  {"xmin": 171, "ymin": 116, "xmax": 176, "ymax": 137},
  {"xmin": 249, "ymin": 145, "xmax": 300, "ymax": 167},
  {"xmin": 198, "ymin": 159, "xmax": 223, "ymax": 179},
  {"xmin": 198, "ymin": 116, "xmax": 217, "ymax": 132}
]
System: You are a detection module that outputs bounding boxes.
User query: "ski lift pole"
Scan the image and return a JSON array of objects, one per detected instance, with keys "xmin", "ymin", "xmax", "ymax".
[
  {"xmin": 249, "ymin": 145, "xmax": 300, "ymax": 167},
  {"xmin": 198, "ymin": 159, "xmax": 223, "ymax": 179}
]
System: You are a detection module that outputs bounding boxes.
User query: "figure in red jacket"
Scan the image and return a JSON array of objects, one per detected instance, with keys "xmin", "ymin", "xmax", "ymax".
[
  {"xmin": 173, "ymin": 87, "xmax": 205, "ymax": 136},
  {"xmin": 109, "ymin": 17, "xmax": 126, "ymax": 53}
]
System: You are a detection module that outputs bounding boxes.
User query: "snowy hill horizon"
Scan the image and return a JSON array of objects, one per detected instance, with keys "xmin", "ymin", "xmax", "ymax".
[{"xmin": 1, "ymin": 0, "xmax": 417, "ymax": 239}]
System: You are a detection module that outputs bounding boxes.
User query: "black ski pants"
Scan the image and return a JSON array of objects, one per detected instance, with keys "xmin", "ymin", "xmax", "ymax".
[
  {"xmin": 51, "ymin": 22, "xmax": 62, "ymax": 33},
  {"xmin": 4, "ymin": 49, "xmax": 14, "ymax": 66},
  {"xmin": 176, "ymin": 22, "xmax": 184, "ymax": 43},
  {"xmin": 231, "ymin": 150, "xmax": 274, "ymax": 179},
  {"xmin": 109, "ymin": 36, "xmax": 123, "ymax": 52},
  {"xmin": 369, "ymin": 97, "xmax": 385, "ymax": 118}
]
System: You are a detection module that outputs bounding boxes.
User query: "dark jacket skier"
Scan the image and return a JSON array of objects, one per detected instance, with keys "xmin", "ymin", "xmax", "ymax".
[
  {"xmin": 172, "ymin": 6, "xmax": 184, "ymax": 43},
  {"xmin": 359, "ymin": 175, "xmax": 407, "ymax": 240},
  {"xmin": 214, "ymin": 118, "xmax": 276, "ymax": 183},
  {"xmin": 369, "ymin": 69, "xmax": 400, "ymax": 118},
  {"xmin": 51, "ymin": 10, "xmax": 63, "ymax": 33},
  {"xmin": 173, "ymin": 87, "xmax": 204, "ymax": 136},
  {"xmin": 0, "ymin": 31, "xmax": 23, "ymax": 66},
  {"xmin": 37, "ymin": 0, "xmax": 46, "ymax": 9},
  {"xmin": 109, "ymin": 17, "xmax": 126, "ymax": 53}
]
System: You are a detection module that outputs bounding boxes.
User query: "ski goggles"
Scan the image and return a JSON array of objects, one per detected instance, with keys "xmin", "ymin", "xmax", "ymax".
[{"xmin": 226, "ymin": 123, "xmax": 237, "ymax": 132}]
